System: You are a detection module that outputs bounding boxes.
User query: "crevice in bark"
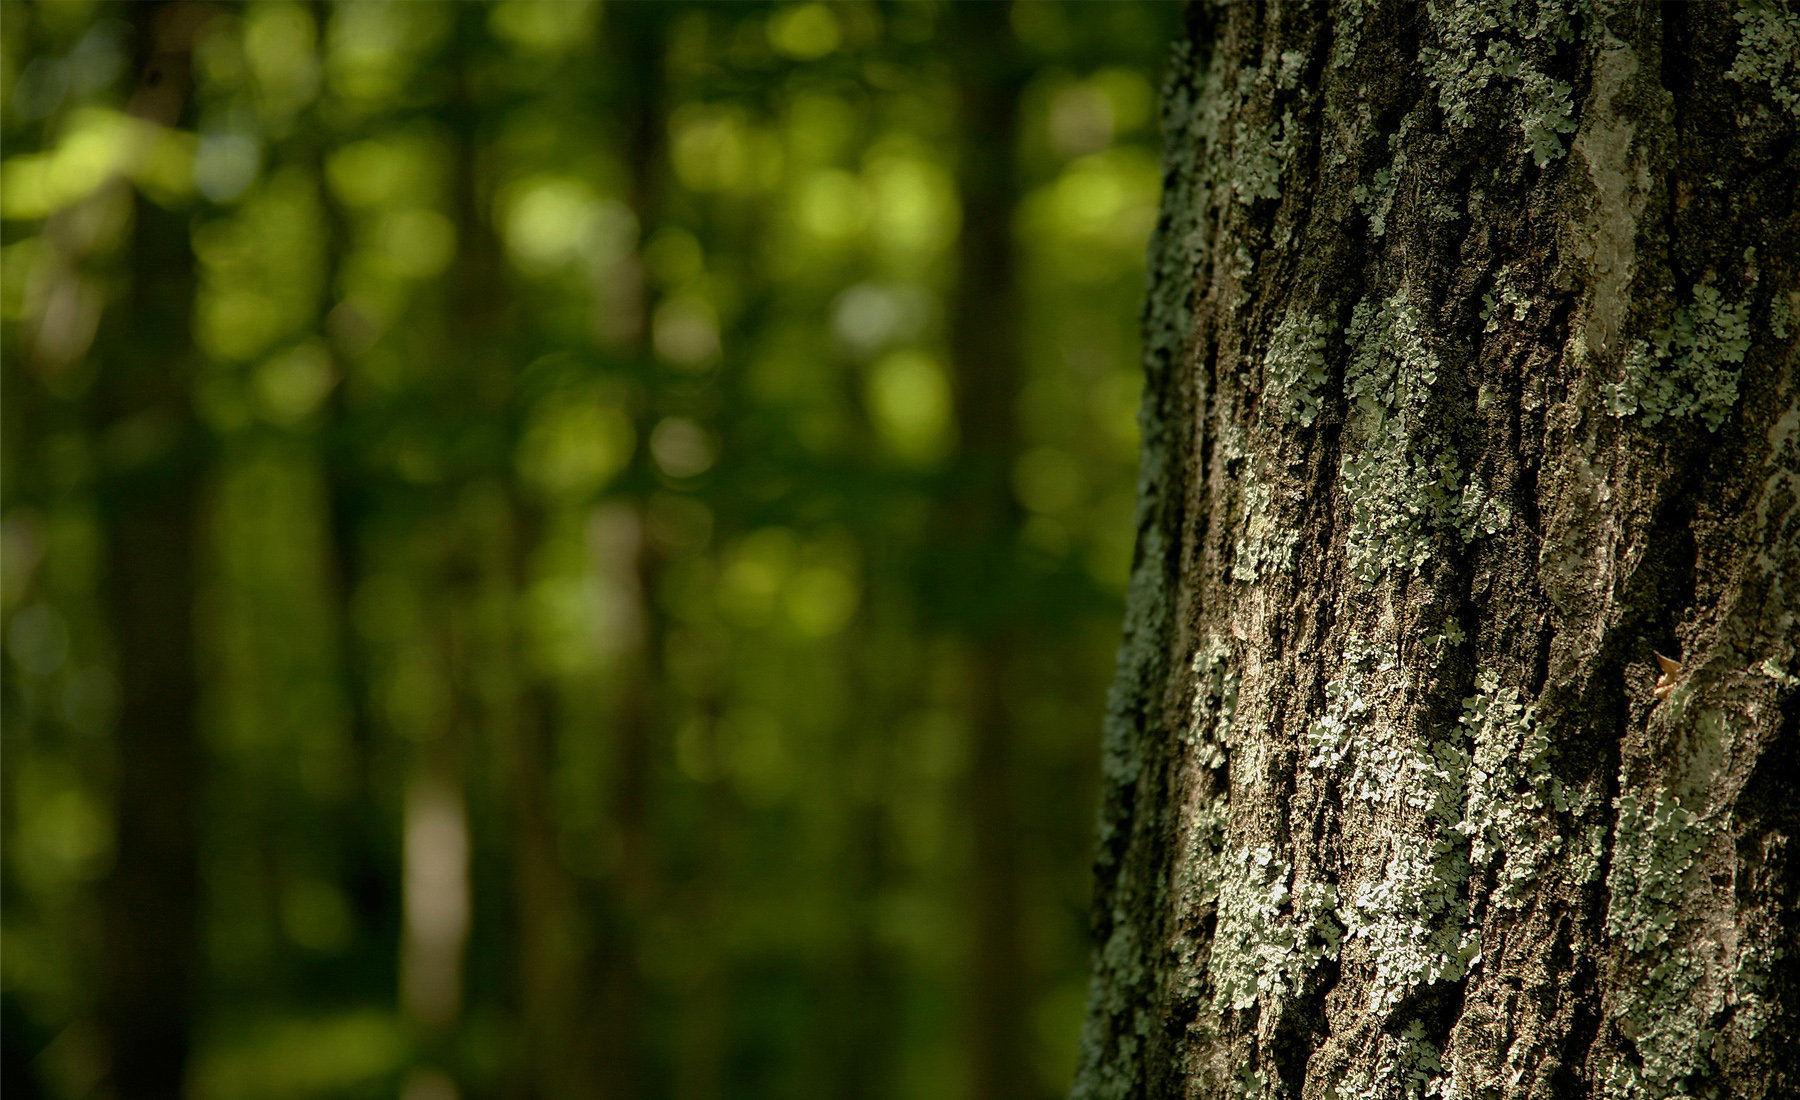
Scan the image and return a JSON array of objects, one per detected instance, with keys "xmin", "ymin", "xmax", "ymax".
[
  {"xmin": 1276, "ymin": 969, "xmax": 1335, "ymax": 1080},
  {"xmin": 1657, "ymin": 9, "xmax": 1695, "ymax": 305},
  {"xmin": 1556, "ymin": 948, "xmax": 1606, "ymax": 1099}
]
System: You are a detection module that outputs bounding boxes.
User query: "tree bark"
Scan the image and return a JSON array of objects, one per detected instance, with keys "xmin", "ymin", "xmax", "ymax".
[{"xmin": 1074, "ymin": 3, "xmax": 1800, "ymax": 1099}]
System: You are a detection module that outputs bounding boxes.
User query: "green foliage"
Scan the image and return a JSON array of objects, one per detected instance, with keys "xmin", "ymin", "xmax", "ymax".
[{"xmin": 0, "ymin": 3, "xmax": 1178, "ymax": 1098}]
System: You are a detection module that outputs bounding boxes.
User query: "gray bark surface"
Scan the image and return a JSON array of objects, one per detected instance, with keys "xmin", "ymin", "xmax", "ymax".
[{"xmin": 1074, "ymin": 3, "xmax": 1800, "ymax": 1098}]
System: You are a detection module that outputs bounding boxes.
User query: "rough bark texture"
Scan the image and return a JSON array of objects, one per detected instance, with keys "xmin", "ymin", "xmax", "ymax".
[{"xmin": 1074, "ymin": 3, "xmax": 1800, "ymax": 1099}]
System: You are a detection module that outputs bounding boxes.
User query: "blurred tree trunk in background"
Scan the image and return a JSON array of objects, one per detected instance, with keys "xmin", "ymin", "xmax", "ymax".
[
  {"xmin": 825, "ymin": 615, "xmax": 902, "ymax": 1100},
  {"xmin": 95, "ymin": 5, "xmax": 203, "ymax": 1098},
  {"xmin": 309, "ymin": 44, "xmax": 396, "ymax": 1045},
  {"xmin": 478, "ymin": 8, "xmax": 603, "ymax": 1097},
  {"xmin": 397, "ymin": 7, "xmax": 490, "ymax": 1081},
  {"xmin": 593, "ymin": 6, "xmax": 669, "ymax": 1096},
  {"xmin": 946, "ymin": 6, "xmax": 1032, "ymax": 1099},
  {"xmin": 508, "ymin": 550, "xmax": 599, "ymax": 1100},
  {"xmin": 1076, "ymin": 3, "xmax": 1799, "ymax": 1098}
]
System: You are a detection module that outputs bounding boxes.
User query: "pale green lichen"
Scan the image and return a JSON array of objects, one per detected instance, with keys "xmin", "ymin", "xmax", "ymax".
[
  {"xmin": 1264, "ymin": 311, "xmax": 1333, "ymax": 425},
  {"xmin": 1605, "ymin": 286, "xmax": 1749, "ymax": 432},
  {"xmin": 1186, "ymin": 650, "xmax": 1339, "ymax": 1024},
  {"xmin": 1602, "ymin": 786, "xmax": 1715, "ymax": 1098},
  {"xmin": 1567, "ymin": 822, "xmax": 1608, "ymax": 885},
  {"xmin": 1233, "ymin": 471, "xmax": 1298, "ymax": 586},
  {"xmin": 1186, "ymin": 794, "xmax": 1229, "ymax": 877},
  {"xmin": 1217, "ymin": 414, "xmax": 1249, "ymax": 466},
  {"xmin": 1340, "ymin": 293, "xmax": 1442, "ymax": 582},
  {"xmin": 1171, "ymin": 805, "xmax": 1230, "ymax": 1010},
  {"xmin": 1606, "ymin": 788, "xmax": 1703, "ymax": 952},
  {"xmin": 1189, "ymin": 637, "xmax": 1239, "ymax": 765},
  {"xmin": 1330, "ymin": 0, "xmax": 1368, "ymax": 71},
  {"xmin": 1457, "ymin": 672, "xmax": 1569, "ymax": 905},
  {"xmin": 1207, "ymin": 847, "xmax": 1342, "ymax": 1010},
  {"xmin": 1231, "ymin": 1065, "xmax": 1271, "ymax": 1100},
  {"xmin": 1481, "ymin": 264, "xmax": 1533, "ymax": 332},
  {"xmin": 1350, "ymin": 164, "xmax": 1398, "ymax": 237},
  {"xmin": 1305, "ymin": 640, "xmax": 1480, "ymax": 1013},
  {"xmin": 1771, "ymin": 292, "xmax": 1795, "ymax": 340},
  {"xmin": 1517, "ymin": 62, "xmax": 1579, "ymax": 167},
  {"xmin": 1453, "ymin": 475, "xmax": 1512, "ymax": 543},
  {"xmin": 1423, "ymin": 617, "xmax": 1467, "ymax": 654},
  {"xmin": 1169, "ymin": 639, "xmax": 1235, "ymax": 1002},
  {"xmin": 1232, "ymin": 106, "xmax": 1295, "ymax": 205},
  {"xmin": 1276, "ymin": 49, "xmax": 1307, "ymax": 91},
  {"xmin": 1221, "ymin": 60, "xmax": 1293, "ymax": 207},
  {"xmin": 1222, "ymin": 407, "xmax": 1296, "ymax": 585},
  {"xmin": 1726, "ymin": 0, "xmax": 1800, "ymax": 120},
  {"xmin": 1759, "ymin": 656, "xmax": 1800, "ymax": 689},
  {"xmin": 1730, "ymin": 931, "xmax": 1781, "ymax": 1042},
  {"xmin": 1339, "ymin": 292, "xmax": 1499, "ymax": 583},
  {"xmin": 1303, "ymin": 639, "xmax": 1386, "ymax": 775},
  {"xmin": 1350, "ymin": 127, "xmax": 1406, "ymax": 237},
  {"xmin": 1225, "ymin": 245, "xmax": 1257, "ymax": 293},
  {"xmin": 1329, "ymin": 1020, "xmax": 1447, "ymax": 1100},
  {"xmin": 1339, "ymin": 820, "xmax": 1479, "ymax": 1014},
  {"xmin": 1422, "ymin": 0, "xmax": 1579, "ymax": 167}
]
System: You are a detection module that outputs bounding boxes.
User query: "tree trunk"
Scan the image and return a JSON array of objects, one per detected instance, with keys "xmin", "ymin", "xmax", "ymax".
[
  {"xmin": 96, "ymin": 7, "xmax": 203, "ymax": 1098},
  {"xmin": 1074, "ymin": 4, "xmax": 1799, "ymax": 1099},
  {"xmin": 946, "ymin": 5, "xmax": 1032, "ymax": 1098},
  {"xmin": 586, "ymin": 8, "xmax": 672, "ymax": 1095}
]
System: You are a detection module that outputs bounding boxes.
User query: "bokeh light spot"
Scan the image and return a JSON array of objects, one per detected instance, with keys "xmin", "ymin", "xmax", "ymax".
[{"xmin": 768, "ymin": 4, "xmax": 842, "ymax": 60}]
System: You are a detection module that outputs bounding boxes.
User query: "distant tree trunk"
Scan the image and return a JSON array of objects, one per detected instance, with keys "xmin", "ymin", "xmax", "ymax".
[
  {"xmin": 589, "ymin": 6, "xmax": 671, "ymax": 1096},
  {"xmin": 398, "ymin": 9, "xmax": 492, "ymax": 1075},
  {"xmin": 434, "ymin": 7, "xmax": 611, "ymax": 1093},
  {"xmin": 946, "ymin": 6, "xmax": 1032, "ymax": 1099},
  {"xmin": 824, "ymin": 613, "xmax": 902, "ymax": 1100},
  {"xmin": 1074, "ymin": 4, "xmax": 1799, "ymax": 1099},
  {"xmin": 96, "ymin": 6, "xmax": 202, "ymax": 1098},
  {"xmin": 308, "ymin": 1, "xmax": 394, "ymax": 1000}
]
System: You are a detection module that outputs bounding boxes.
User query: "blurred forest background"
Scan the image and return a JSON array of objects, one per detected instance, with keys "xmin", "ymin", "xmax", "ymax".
[{"xmin": 0, "ymin": 2, "xmax": 1178, "ymax": 1098}]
